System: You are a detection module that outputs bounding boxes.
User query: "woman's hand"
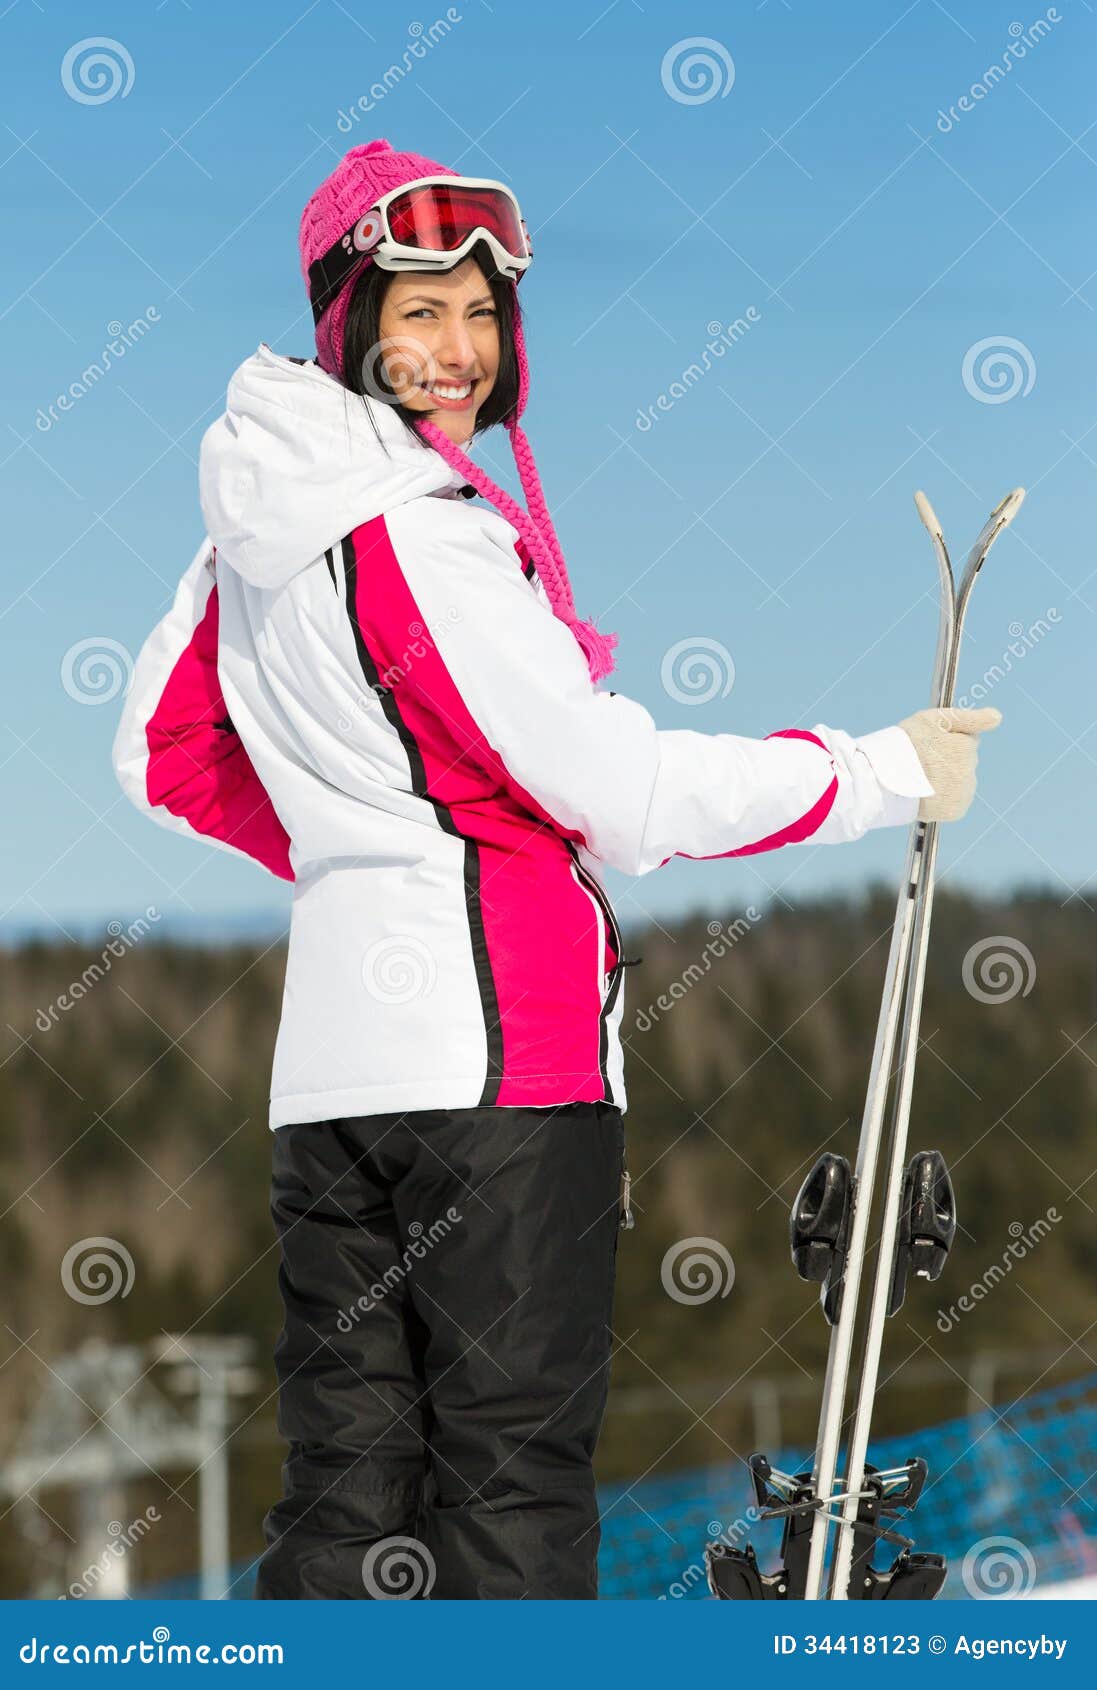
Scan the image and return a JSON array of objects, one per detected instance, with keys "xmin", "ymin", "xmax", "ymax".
[{"xmin": 899, "ymin": 706, "xmax": 1002, "ymax": 822}]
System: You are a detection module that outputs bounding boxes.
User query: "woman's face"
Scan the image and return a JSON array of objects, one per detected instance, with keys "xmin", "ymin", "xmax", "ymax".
[{"xmin": 377, "ymin": 258, "xmax": 499, "ymax": 447}]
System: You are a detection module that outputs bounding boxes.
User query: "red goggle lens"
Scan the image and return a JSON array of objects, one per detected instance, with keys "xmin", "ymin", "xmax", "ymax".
[{"xmin": 385, "ymin": 184, "xmax": 527, "ymax": 258}]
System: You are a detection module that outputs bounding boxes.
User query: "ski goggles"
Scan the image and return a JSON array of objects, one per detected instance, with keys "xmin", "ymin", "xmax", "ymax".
[{"xmin": 308, "ymin": 176, "xmax": 532, "ymax": 323}]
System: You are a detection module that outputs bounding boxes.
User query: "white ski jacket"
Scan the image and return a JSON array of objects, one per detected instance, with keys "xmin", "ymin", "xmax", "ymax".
[{"xmin": 112, "ymin": 344, "xmax": 932, "ymax": 1128}]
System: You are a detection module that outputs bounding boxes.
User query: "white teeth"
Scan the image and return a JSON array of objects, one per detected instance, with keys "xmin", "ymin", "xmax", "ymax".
[{"xmin": 425, "ymin": 382, "xmax": 472, "ymax": 400}]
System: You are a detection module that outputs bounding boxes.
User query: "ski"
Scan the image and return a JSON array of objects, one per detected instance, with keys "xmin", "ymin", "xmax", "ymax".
[{"xmin": 707, "ymin": 487, "xmax": 1025, "ymax": 1602}]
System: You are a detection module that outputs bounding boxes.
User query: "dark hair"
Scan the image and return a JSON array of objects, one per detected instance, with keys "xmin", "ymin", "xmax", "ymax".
[{"xmin": 341, "ymin": 240, "xmax": 521, "ymax": 444}]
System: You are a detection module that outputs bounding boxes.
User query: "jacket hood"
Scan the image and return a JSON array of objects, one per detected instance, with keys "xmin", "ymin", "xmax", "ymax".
[{"xmin": 199, "ymin": 342, "xmax": 472, "ymax": 590}]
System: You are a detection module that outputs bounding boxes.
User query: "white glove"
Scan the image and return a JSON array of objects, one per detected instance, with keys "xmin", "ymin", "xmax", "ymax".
[{"xmin": 898, "ymin": 706, "xmax": 1001, "ymax": 822}]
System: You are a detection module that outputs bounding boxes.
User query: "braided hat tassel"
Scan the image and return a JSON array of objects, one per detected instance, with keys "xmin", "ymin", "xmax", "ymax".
[{"xmin": 414, "ymin": 309, "xmax": 617, "ymax": 683}]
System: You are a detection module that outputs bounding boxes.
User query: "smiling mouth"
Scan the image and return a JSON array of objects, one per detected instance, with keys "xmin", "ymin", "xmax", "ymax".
[{"xmin": 417, "ymin": 376, "xmax": 473, "ymax": 398}]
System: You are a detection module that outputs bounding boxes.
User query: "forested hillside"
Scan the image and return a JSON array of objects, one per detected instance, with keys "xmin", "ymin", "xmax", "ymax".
[{"xmin": 0, "ymin": 887, "xmax": 1092, "ymax": 1595}]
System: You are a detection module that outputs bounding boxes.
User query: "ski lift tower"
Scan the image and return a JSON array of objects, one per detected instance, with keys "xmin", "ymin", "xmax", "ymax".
[
  {"xmin": 153, "ymin": 1332, "xmax": 260, "ymax": 1598},
  {"xmin": 0, "ymin": 1334, "xmax": 257, "ymax": 1599}
]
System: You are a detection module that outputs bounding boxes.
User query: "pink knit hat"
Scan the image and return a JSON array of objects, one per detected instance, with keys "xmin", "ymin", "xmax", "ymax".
[{"xmin": 298, "ymin": 139, "xmax": 617, "ymax": 683}]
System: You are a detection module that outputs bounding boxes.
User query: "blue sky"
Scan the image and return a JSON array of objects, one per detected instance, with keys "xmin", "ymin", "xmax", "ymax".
[{"xmin": 1, "ymin": 0, "xmax": 1091, "ymax": 941}]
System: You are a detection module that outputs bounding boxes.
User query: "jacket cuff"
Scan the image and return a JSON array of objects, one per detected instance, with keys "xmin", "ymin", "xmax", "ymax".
[
  {"xmin": 855, "ymin": 724, "xmax": 935, "ymax": 826},
  {"xmin": 857, "ymin": 725, "xmax": 935, "ymax": 796}
]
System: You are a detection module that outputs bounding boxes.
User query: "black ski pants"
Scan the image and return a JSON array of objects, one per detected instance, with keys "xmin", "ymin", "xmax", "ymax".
[{"xmin": 254, "ymin": 1101, "xmax": 625, "ymax": 1600}]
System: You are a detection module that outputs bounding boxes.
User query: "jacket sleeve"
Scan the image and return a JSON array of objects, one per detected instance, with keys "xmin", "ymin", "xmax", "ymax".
[
  {"xmin": 111, "ymin": 539, "xmax": 294, "ymax": 881},
  {"xmin": 349, "ymin": 500, "xmax": 932, "ymax": 879}
]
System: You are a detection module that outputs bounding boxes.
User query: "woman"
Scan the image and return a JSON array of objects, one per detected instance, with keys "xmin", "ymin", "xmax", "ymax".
[{"xmin": 112, "ymin": 139, "xmax": 999, "ymax": 1600}]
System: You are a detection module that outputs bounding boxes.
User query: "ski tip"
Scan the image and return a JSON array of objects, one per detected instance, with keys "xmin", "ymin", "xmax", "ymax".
[
  {"xmin": 994, "ymin": 486, "xmax": 1026, "ymax": 527},
  {"xmin": 914, "ymin": 490, "xmax": 942, "ymax": 536}
]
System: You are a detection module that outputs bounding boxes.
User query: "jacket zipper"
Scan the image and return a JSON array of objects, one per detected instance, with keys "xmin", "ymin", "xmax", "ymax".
[{"xmin": 567, "ymin": 843, "xmax": 627, "ymax": 1005}]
